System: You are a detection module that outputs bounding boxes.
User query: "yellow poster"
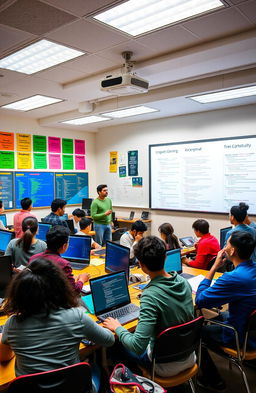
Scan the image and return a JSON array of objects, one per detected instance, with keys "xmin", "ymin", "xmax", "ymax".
[
  {"xmin": 17, "ymin": 152, "xmax": 32, "ymax": 169},
  {"xmin": 109, "ymin": 151, "xmax": 118, "ymax": 172},
  {"xmin": 17, "ymin": 133, "xmax": 31, "ymax": 151}
]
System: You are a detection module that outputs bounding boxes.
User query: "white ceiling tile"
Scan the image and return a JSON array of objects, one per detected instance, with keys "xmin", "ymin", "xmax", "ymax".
[
  {"xmin": 0, "ymin": 23, "xmax": 35, "ymax": 53},
  {"xmin": 62, "ymin": 54, "xmax": 117, "ymax": 74},
  {"xmin": 47, "ymin": 19, "xmax": 129, "ymax": 53},
  {"xmin": 183, "ymin": 7, "xmax": 253, "ymax": 39},
  {"xmin": 42, "ymin": 0, "xmax": 122, "ymax": 17},
  {"xmin": 237, "ymin": 0, "xmax": 256, "ymax": 24},
  {"xmin": 38, "ymin": 65, "xmax": 87, "ymax": 84}
]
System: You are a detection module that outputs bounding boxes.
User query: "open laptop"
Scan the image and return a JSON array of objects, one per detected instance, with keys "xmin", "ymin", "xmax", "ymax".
[
  {"xmin": 37, "ymin": 222, "xmax": 52, "ymax": 241},
  {"xmin": 179, "ymin": 236, "xmax": 195, "ymax": 247},
  {"xmin": 90, "ymin": 271, "xmax": 140, "ymax": 324},
  {"xmin": 0, "ymin": 214, "xmax": 7, "ymax": 227},
  {"xmin": 0, "ymin": 229, "xmax": 15, "ymax": 255},
  {"xmin": 61, "ymin": 235, "xmax": 91, "ymax": 270},
  {"xmin": 141, "ymin": 211, "xmax": 149, "ymax": 220},
  {"xmin": 220, "ymin": 226, "xmax": 232, "ymax": 249},
  {"xmin": 66, "ymin": 219, "xmax": 75, "ymax": 234},
  {"xmin": 165, "ymin": 248, "xmax": 194, "ymax": 279},
  {"xmin": 122, "ymin": 211, "xmax": 135, "ymax": 221},
  {"xmin": 105, "ymin": 241, "xmax": 130, "ymax": 282},
  {"xmin": 0, "ymin": 255, "xmax": 13, "ymax": 300}
]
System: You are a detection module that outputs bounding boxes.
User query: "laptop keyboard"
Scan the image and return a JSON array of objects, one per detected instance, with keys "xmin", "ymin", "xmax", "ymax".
[
  {"xmin": 70, "ymin": 263, "xmax": 88, "ymax": 270},
  {"xmin": 100, "ymin": 303, "xmax": 139, "ymax": 320}
]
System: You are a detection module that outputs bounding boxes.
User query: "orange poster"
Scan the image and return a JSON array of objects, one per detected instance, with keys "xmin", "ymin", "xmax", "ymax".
[{"xmin": 0, "ymin": 131, "xmax": 14, "ymax": 150}]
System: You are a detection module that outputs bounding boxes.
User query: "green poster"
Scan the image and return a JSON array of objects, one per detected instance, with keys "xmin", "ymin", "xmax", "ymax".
[
  {"xmin": 62, "ymin": 154, "xmax": 74, "ymax": 170},
  {"xmin": 0, "ymin": 151, "xmax": 14, "ymax": 169},
  {"xmin": 33, "ymin": 153, "xmax": 47, "ymax": 169},
  {"xmin": 33, "ymin": 135, "xmax": 47, "ymax": 152},
  {"xmin": 62, "ymin": 138, "xmax": 73, "ymax": 154}
]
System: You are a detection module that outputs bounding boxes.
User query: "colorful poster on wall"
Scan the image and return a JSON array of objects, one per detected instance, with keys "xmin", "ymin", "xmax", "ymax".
[
  {"xmin": 132, "ymin": 177, "xmax": 143, "ymax": 187},
  {"xmin": 75, "ymin": 139, "xmax": 85, "ymax": 155},
  {"xmin": 49, "ymin": 154, "xmax": 61, "ymax": 169},
  {"xmin": 109, "ymin": 151, "xmax": 118, "ymax": 172},
  {"xmin": 17, "ymin": 152, "xmax": 32, "ymax": 169},
  {"xmin": 0, "ymin": 151, "xmax": 15, "ymax": 169},
  {"xmin": 62, "ymin": 138, "xmax": 74, "ymax": 154},
  {"xmin": 33, "ymin": 153, "xmax": 47, "ymax": 169},
  {"xmin": 128, "ymin": 150, "xmax": 138, "ymax": 176},
  {"xmin": 63, "ymin": 154, "xmax": 74, "ymax": 170},
  {"xmin": 17, "ymin": 133, "xmax": 31, "ymax": 152},
  {"xmin": 75, "ymin": 155, "xmax": 86, "ymax": 170},
  {"xmin": 33, "ymin": 135, "xmax": 47, "ymax": 152},
  {"xmin": 0, "ymin": 132, "xmax": 14, "ymax": 150},
  {"xmin": 119, "ymin": 166, "xmax": 126, "ymax": 177},
  {"xmin": 48, "ymin": 136, "xmax": 61, "ymax": 153}
]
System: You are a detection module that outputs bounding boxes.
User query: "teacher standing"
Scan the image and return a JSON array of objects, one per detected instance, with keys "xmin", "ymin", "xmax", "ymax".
[{"xmin": 91, "ymin": 184, "xmax": 112, "ymax": 246}]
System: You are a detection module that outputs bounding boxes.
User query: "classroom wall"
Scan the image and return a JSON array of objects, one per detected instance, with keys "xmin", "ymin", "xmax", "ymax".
[
  {"xmin": 1, "ymin": 113, "xmax": 96, "ymax": 224},
  {"xmin": 95, "ymin": 104, "xmax": 256, "ymax": 241}
]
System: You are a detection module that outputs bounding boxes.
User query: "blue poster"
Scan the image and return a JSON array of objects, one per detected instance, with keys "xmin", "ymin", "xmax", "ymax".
[
  {"xmin": 132, "ymin": 177, "xmax": 143, "ymax": 187},
  {"xmin": 128, "ymin": 150, "xmax": 138, "ymax": 176},
  {"xmin": 15, "ymin": 172, "xmax": 54, "ymax": 208},
  {"xmin": 55, "ymin": 172, "xmax": 88, "ymax": 204},
  {"xmin": 0, "ymin": 171, "xmax": 14, "ymax": 209},
  {"xmin": 119, "ymin": 166, "xmax": 126, "ymax": 177}
]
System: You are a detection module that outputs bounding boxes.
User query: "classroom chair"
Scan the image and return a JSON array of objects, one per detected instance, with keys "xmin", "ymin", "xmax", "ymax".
[
  {"xmin": 139, "ymin": 316, "xmax": 204, "ymax": 393},
  {"xmin": 204, "ymin": 310, "xmax": 256, "ymax": 393},
  {"xmin": 7, "ymin": 362, "xmax": 92, "ymax": 393}
]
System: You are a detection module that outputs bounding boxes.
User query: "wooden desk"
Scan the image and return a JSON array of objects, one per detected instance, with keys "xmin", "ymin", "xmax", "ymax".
[{"xmin": 0, "ymin": 264, "xmax": 219, "ymax": 389}]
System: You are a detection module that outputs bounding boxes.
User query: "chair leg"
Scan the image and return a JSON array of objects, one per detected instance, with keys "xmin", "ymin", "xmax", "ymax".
[
  {"xmin": 230, "ymin": 360, "xmax": 251, "ymax": 393},
  {"xmin": 188, "ymin": 378, "xmax": 196, "ymax": 393}
]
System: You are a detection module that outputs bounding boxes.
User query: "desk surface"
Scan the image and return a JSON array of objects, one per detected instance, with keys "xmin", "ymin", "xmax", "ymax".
[{"xmin": 0, "ymin": 263, "xmax": 220, "ymax": 388}]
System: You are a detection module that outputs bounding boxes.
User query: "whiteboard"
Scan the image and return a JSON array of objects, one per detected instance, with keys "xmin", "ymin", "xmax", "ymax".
[{"xmin": 149, "ymin": 136, "xmax": 256, "ymax": 214}]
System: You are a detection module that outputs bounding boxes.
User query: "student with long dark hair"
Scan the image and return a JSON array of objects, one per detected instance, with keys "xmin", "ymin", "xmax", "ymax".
[
  {"xmin": 5, "ymin": 216, "xmax": 46, "ymax": 268},
  {"xmin": 0, "ymin": 258, "xmax": 114, "ymax": 392},
  {"xmin": 158, "ymin": 222, "xmax": 180, "ymax": 250}
]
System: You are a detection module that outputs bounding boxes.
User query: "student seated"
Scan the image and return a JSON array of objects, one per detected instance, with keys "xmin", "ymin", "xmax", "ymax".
[
  {"xmin": 13, "ymin": 197, "xmax": 36, "ymax": 238},
  {"xmin": 225, "ymin": 202, "xmax": 256, "ymax": 261},
  {"xmin": 103, "ymin": 236, "xmax": 195, "ymax": 377},
  {"xmin": 158, "ymin": 222, "xmax": 180, "ymax": 250},
  {"xmin": 70, "ymin": 208, "xmax": 86, "ymax": 232},
  {"xmin": 29, "ymin": 226, "xmax": 89, "ymax": 295},
  {"xmin": 76, "ymin": 217, "xmax": 101, "ymax": 249},
  {"xmin": 43, "ymin": 199, "xmax": 68, "ymax": 228},
  {"xmin": 182, "ymin": 219, "xmax": 220, "ymax": 270},
  {"xmin": 120, "ymin": 220, "xmax": 147, "ymax": 261},
  {"xmin": 0, "ymin": 258, "xmax": 115, "ymax": 393},
  {"xmin": 195, "ymin": 231, "xmax": 256, "ymax": 391},
  {"xmin": 5, "ymin": 217, "xmax": 46, "ymax": 268}
]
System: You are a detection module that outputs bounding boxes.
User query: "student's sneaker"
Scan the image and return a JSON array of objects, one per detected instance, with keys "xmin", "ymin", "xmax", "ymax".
[{"xmin": 196, "ymin": 376, "xmax": 226, "ymax": 392}]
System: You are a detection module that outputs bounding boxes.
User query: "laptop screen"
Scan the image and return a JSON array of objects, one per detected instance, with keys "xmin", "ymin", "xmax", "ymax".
[
  {"xmin": 220, "ymin": 226, "xmax": 232, "ymax": 249},
  {"xmin": 105, "ymin": 241, "xmax": 130, "ymax": 281},
  {"xmin": 179, "ymin": 236, "xmax": 195, "ymax": 247},
  {"xmin": 0, "ymin": 256, "xmax": 13, "ymax": 298},
  {"xmin": 0, "ymin": 214, "xmax": 7, "ymax": 227},
  {"xmin": 82, "ymin": 198, "xmax": 93, "ymax": 210},
  {"xmin": 61, "ymin": 235, "xmax": 91, "ymax": 263},
  {"xmin": 37, "ymin": 223, "xmax": 51, "ymax": 241},
  {"xmin": 0, "ymin": 229, "xmax": 14, "ymax": 253},
  {"xmin": 90, "ymin": 271, "xmax": 130, "ymax": 315},
  {"xmin": 164, "ymin": 248, "xmax": 182, "ymax": 274}
]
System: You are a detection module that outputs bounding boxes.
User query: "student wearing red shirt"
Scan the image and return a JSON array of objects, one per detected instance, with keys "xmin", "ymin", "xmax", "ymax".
[{"xmin": 182, "ymin": 219, "xmax": 220, "ymax": 270}]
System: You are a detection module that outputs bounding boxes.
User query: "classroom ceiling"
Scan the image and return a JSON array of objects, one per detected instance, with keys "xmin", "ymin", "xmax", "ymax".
[{"xmin": 0, "ymin": 0, "xmax": 256, "ymax": 132}]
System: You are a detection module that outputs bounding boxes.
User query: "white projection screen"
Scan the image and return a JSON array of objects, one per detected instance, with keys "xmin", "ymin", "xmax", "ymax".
[{"xmin": 149, "ymin": 135, "xmax": 256, "ymax": 215}]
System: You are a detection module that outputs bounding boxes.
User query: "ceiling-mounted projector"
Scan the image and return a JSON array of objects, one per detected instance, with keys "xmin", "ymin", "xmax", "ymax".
[{"xmin": 100, "ymin": 73, "xmax": 149, "ymax": 95}]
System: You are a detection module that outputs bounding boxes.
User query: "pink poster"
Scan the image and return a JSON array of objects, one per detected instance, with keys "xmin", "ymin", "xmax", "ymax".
[
  {"xmin": 49, "ymin": 154, "xmax": 61, "ymax": 169},
  {"xmin": 48, "ymin": 137, "xmax": 61, "ymax": 153},
  {"xmin": 75, "ymin": 155, "xmax": 86, "ymax": 170},
  {"xmin": 75, "ymin": 139, "xmax": 86, "ymax": 155}
]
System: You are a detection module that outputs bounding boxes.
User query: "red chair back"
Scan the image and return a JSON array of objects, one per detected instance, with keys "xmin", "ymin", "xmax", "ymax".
[
  {"xmin": 153, "ymin": 316, "xmax": 204, "ymax": 363},
  {"xmin": 7, "ymin": 362, "xmax": 92, "ymax": 393}
]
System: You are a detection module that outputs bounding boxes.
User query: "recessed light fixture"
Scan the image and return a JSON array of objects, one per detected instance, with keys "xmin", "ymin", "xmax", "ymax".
[
  {"xmin": 102, "ymin": 105, "xmax": 158, "ymax": 118},
  {"xmin": 0, "ymin": 39, "xmax": 84, "ymax": 74},
  {"xmin": 1, "ymin": 95, "xmax": 63, "ymax": 111},
  {"xmin": 61, "ymin": 116, "xmax": 110, "ymax": 125},
  {"xmin": 94, "ymin": 0, "xmax": 224, "ymax": 36},
  {"xmin": 188, "ymin": 85, "xmax": 256, "ymax": 103}
]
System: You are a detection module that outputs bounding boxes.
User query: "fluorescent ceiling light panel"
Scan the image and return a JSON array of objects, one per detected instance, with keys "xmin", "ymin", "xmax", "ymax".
[
  {"xmin": 1, "ymin": 95, "xmax": 63, "ymax": 111},
  {"xmin": 94, "ymin": 0, "xmax": 224, "ymax": 36},
  {"xmin": 0, "ymin": 39, "xmax": 84, "ymax": 74},
  {"xmin": 189, "ymin": 86, "xmax": 256, "ymax": 103},
  {"xmin": 102, "ymin": 105, "xmax": 158, "ymax": 118},
  {"xmin": 61, "ymin": 116, "xmax": 110, "ymax": 125}
]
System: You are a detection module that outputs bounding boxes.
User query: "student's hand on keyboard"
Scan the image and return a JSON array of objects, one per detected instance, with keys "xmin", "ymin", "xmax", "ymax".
[
  {"xmin": 76, "ymin": 272, "xmax": 90, "ymax": 284},
  {"xmin": 103, "ymin": 317, "xmax": 121, "ymax": 332}
]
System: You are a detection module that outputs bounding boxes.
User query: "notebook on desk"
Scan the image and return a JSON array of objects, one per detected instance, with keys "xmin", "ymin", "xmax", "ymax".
[
  {"xmin": 61, "ymin": 235, "xmax": 91, "ymax": 270},
  {"xmin": 165, "ymin": 248, "xmax": 194, "ymax": 279},
  {"xmin": 90, "ymin": 271, "xmax": 140, "ymax": 324}
]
